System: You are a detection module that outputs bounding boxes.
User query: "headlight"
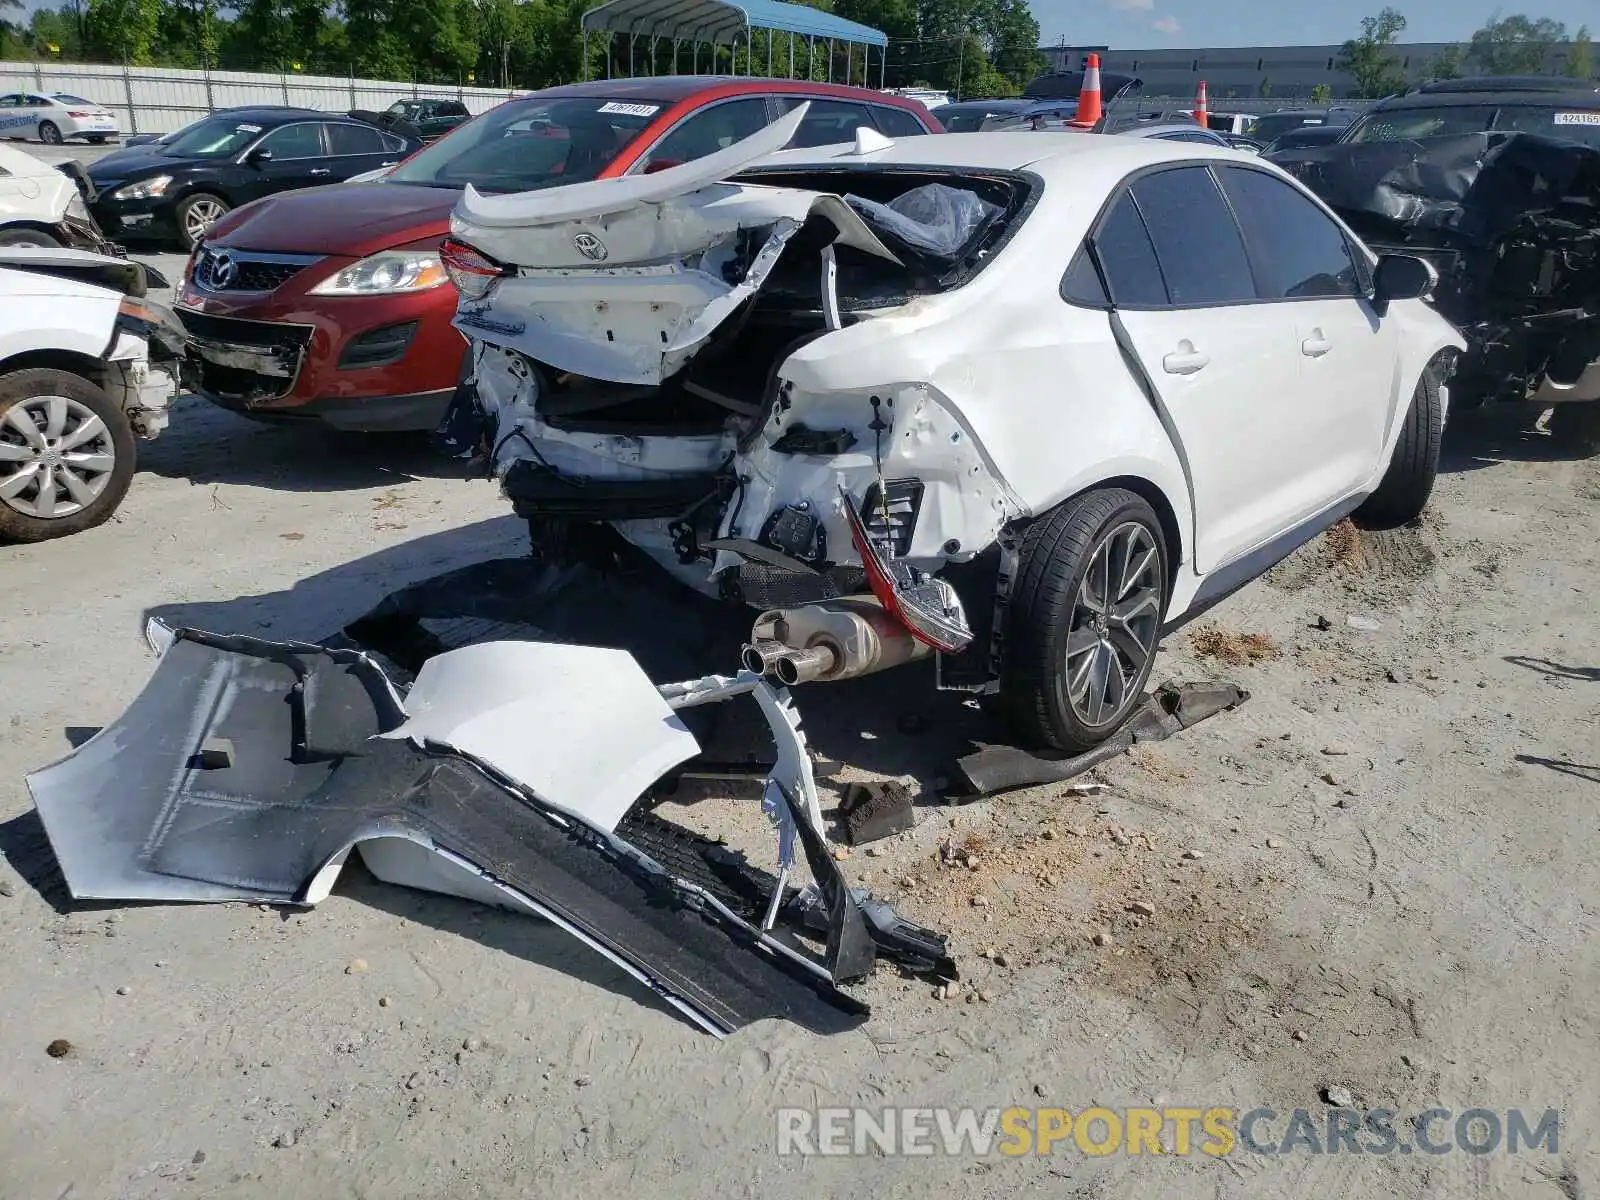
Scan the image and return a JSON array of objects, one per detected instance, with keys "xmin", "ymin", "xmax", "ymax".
[
  {"xmin": 309, "ymin": 251, "xmax": 448, "ymax": 296},
  {"xmin": 66, "ymin": 191, "xmax": 90, "ymax": 221},
  {"xmin": 111, "ymin": 175, "xmax": 172, "ymax": 201}
]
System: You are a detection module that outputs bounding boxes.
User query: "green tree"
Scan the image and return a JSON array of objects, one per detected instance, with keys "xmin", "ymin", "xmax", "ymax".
[
  {"xmin": 85, "ymin": 0, "xmax": 162, "ymax": 61},
  {"xmin": 1310, "ymin": 82, "xmax": 1333, "ymax": 103},
  {"xmin": 1423, "ymin": 43, "xmax": 1463, "ymax": 80},
  {"xmin": 1565, "ymin": 25, "xmax": 1594, "ymax": 78},
  {"xmin": 1338, "ymin": 7, "xmax": 1409, "ymax": 99},
  {"xmin": 1467, "ymin": 13, "xmax": 1566, "ymax": 75},
  {"xmin": 1259, "ymin": 76, "xmax": 1273, "ymax": 97}
]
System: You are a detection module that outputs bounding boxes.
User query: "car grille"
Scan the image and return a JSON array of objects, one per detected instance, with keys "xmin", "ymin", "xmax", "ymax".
[
  {"xmin": 176, "ymin": 309, "xmax": 315, "ymax": 405},
  {"xmin": 191, "ymin": 246, "xmax": 325, "ymax": 294}
]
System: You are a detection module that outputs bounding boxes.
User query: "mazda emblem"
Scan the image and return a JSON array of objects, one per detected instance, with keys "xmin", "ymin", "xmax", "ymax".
[
  {"xmin": 572, "ymin": 232, "xmax": 608, "ymax": 262},
  {"xmin": 209, "ymin": 250, "xmax": 238, "ymax": 289}
]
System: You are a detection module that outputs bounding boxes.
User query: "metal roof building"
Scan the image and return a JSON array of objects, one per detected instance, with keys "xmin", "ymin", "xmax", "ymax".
[{"xmin": 582, "ymin": 0, "xmax": 889, "ymax": 85}]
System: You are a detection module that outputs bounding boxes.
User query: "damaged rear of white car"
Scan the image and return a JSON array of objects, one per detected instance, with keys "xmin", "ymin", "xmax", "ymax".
[{"xmin": 438, "ymin": 106, "xmax": 1465, "ymax": 752}]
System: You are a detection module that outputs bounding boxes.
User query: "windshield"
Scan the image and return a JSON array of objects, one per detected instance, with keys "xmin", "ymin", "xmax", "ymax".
[
  {"xmin": 386, "ymin": 96, "xmax": 660, "ymax": 192},
  {"xmin": 162, "ymin": 116, "xmax": 269, "ymax": 159},
  {"xmin": 1344, "ymin": 104, "xmax": 1496, "ymax": 143},
  {"xmin": 388, "ymin": 101, "xmax": 421, "ymax": 118}
]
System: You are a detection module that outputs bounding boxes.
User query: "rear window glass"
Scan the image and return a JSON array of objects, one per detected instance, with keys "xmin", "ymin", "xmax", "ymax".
[
  {"xmin": 872, "ymin": 105, "xmax": 930, "ymax": 138},
  {"xmin": 50, "ymin": 93, "xmax": 95, "ymax": 105},
  {"xmin": 1345, "ymin": 104, "xmax": 1497, "ymax": 142}
]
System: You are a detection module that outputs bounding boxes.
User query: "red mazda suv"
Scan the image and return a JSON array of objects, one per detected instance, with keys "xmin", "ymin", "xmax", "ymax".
[{"xmin": 174, "ymin": 77, "xmax": 941, "ymax": 432}]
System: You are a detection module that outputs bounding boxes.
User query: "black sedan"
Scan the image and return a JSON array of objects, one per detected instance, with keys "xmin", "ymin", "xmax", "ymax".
[{"xmin": 87, "ymin": 107, "xmax": 421, "ymax": 250}]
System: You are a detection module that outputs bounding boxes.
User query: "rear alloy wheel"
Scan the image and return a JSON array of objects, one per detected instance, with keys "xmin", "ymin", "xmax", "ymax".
[
  {"xmin": 997, "ymin": 489, "xmax": 1169, "ymax": 753},
  {"xmin": 0, "ymin": 369, "xmax": 135, "ymax": 543},
  {"xmin": 175, "ymin": 193, "xmax": 230, "ymax": 251},
  {"xmin": 38, "ymin": 121, "xmax": 62, "ymax": 145},
  {"xmin": 1547, "ymin": 401, "xmax": 1600, "ymax": 457}
]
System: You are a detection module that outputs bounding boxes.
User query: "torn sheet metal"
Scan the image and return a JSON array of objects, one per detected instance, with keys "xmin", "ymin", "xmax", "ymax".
[
  {"xmin": 951, "ymin": 681, "xmax": 1250, "ymax": 797},
  {"xmin": 27, "ymin": 629, "xmax": 870, "ymax": 1036},
  {"xmin": 382, "ymin": 640, "xmax": 702, "ymax": 833}
]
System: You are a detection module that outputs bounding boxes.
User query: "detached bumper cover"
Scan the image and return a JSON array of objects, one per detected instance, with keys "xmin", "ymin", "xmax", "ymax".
[{"xmin": 26, "ymin": 627, "xmax": 881, "ymax": 1036}]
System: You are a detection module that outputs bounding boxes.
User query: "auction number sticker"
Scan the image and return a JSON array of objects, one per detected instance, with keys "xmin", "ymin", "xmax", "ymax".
[
  {"xmin": 597, "ymin": 101, "xmax": 661, "ymax": 116},
  {"xmin": 1553, "ymin": 112, "xmax": 1600, "ymax": 125}
]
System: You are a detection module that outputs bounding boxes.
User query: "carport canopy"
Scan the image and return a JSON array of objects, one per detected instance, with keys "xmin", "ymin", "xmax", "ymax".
[{"xmin": 581, "ymin": 0, "xmax": 889, "ymax": 84}]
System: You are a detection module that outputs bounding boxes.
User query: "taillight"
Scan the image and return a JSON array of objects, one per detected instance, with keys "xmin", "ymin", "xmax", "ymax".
[
  {"xmin": 839, "ymin": 484, "xmax": 972, "ymax": 653},
  {"xmin": 67, "ymin": 110, "xmax": 92, "ymax": 118},
  {"xmin": 440, "ymin": 237, "xmax": 510, "ymax": 301}
]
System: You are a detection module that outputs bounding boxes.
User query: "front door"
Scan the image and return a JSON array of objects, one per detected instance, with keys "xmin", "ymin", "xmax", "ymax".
[
  {"xmin": 1214, "ymin": 164, "xmax": 1396, "ymax": 506},
  {"xmin": 237, "ymin": 121, "xmax": 329, "ymax": 202}
]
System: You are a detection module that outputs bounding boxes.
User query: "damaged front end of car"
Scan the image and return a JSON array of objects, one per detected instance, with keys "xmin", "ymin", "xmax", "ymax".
[
  {"xmin": 435, "ymin": 105, "xmax": 1037, "ymax": 691},
  {"xmin": 1275, "ymin": 131, "xmax": 1600, "ymax": 412}
]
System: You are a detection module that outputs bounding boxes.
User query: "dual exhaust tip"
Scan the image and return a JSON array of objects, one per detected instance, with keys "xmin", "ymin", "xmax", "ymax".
[{"xmin": 740, "ymin": 597, "xmax": 931, "ymax": 688}]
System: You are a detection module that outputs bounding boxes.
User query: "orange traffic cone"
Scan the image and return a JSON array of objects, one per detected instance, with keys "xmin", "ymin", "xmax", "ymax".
[
  {"xmin": 1194, "ymin": 79, "xmax": 1209, "ymax": 127},
  {"xmin": 1070, "ymin": 52, "xmax": 1103, "ymax": 128}
]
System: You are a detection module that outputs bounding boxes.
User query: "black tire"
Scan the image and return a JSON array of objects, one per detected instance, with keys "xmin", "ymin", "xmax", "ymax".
[
  {"xmin": 1352, "ymin": 364, "xmax": 1443, "ymax": 530},
  {"xmin": 1547, "ymin": 402, "xmax": 1600, "ymax": 457},
  {"xmin": 38, "ymin": 121, "xmax": 62, "ymax": 145},
  {"xmin": 174, "ymin": 192, "xmax": 231, "ymax": 251},
  {"xmin": 86, "ymin": 134, "xmax": 109, "ymax": 144},
  {"xmin": 995, "ymin": 488, "xmax": 1170, "ymax": 753},
  {"xmin": 0, "ymin": 369, "xmax": 136, "ymax": 543},
  {"xmin": 0, "ymin": 227, "xmax": 64, "ymax": 248}
]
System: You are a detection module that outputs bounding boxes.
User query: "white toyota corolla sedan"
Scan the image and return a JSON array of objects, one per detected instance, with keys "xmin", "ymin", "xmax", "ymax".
[
  {"xmin": 436, "ymin": 109, "xmax": 1467, "ymax": 752},
  {"xmin": 0, "ymin": 91, "xmax": 120, "ymax": 145}
]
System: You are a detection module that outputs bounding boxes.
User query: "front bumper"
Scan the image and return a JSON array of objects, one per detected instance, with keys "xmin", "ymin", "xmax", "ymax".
[
  {"xmin": 90, "ymin": 194, "xmax": 178, "ymax": 240},
  {"xmin": 175, "ymin": 275, "xmax": 467, "ymax": 432}
]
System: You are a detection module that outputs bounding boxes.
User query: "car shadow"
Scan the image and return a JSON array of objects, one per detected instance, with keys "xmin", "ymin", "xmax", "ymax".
[
  {"xmin": 136, "ymin": 394, "xmax": 467, "ymax": 493},
  {"xmin": 144, "ymin": 513, "xmax": 529, "ymax": 641},
  {"xmin": 1440, "ymin": 406, "xmax": 1589, "ymax": 473}
]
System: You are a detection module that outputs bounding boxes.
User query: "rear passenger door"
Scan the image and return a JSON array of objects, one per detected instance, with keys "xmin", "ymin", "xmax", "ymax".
[
  {"xmin": 1214, "ymin": 164, "xmax": 1394, "ymax": 496},
  {"xmin": 323, "ymin": 120, "xmax": 399, "ymax": 179},
  {"xmin": 1091, "ymin": 165, "xmax": 1312, "ymax": 572}
]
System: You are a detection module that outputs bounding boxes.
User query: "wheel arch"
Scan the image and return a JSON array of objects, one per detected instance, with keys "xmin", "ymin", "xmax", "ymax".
[
  {"xmin": 1017, "ymin": 471, "xmax": 1184, "ymax": 598},
  {"xmin": 0, "ymin": 348, "xmax": 107, "ymax": 386}
]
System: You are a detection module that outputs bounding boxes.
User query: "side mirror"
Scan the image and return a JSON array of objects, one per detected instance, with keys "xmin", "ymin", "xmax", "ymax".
[
  {"xmin": 246, "ymin": 146, "xmax": 273, "ymax": 165},
  {"xmin": 1372, "ymin": 253, "xmax": 1435, "ymax": 310}
]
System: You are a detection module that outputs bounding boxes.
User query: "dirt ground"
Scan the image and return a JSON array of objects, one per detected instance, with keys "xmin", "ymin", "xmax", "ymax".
[{"xmin": 2, "ymin": 225, "xmax": 1598, "ymax": 1196}]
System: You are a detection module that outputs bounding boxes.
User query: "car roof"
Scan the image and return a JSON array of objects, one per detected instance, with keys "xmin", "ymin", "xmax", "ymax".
[
  {"xmin": 939, "ymin": 99, "xmax": 1034, "ymax": 113},
  {"xmin": 526, "ymin": 75, "xmax": 926, "ymax": 110},
  {"xmin": 1124, "ymin": 123, "xmax": 1224, "ymax": 140},
  {"xmin": 1374, "ymin": 80, "xmax": 1600, "ymax": 110},
  {"xmin": 755, "ymin": 128, "xmax": 1249, "ymax": 179},
  {"xmin": 205, "ymin": 106, "xmax": 324, "ymax": 122}
]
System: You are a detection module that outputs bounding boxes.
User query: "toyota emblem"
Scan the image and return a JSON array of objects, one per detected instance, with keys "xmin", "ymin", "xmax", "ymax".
[{"xmin": 572, "ymin": 232, "xmax": 608, "ymax": 262}]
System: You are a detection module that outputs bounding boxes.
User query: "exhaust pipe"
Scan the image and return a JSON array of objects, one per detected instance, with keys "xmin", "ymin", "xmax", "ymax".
[{"xmin": 744, "ymin": 597, "xmax": 931, "ymax": 686}]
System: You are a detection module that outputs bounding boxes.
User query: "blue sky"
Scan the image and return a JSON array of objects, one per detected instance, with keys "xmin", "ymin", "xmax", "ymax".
[{"xmin": 1038, "ymin": 0, "xmax": 1594, "ymax": 48}]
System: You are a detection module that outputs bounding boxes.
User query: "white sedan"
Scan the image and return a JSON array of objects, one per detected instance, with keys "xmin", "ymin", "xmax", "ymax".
[
  {"xmin": 435, "ymin": 112, "xmax": 1466, "ymax": 751},
  {"xmin": 0, "ymin": 91, "xmax": 120, "ymax": 145}
]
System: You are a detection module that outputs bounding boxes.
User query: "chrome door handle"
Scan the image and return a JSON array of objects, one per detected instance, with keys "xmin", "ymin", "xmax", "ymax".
[
  {"xmin": 380, "ymin": 160, "xmax": 398, "ymax": 166},
  {"xmin": 1301, "ymin": 334, "xmax": 1332, "ymax": 357},
  {"xmin": 1162, "ymin": 348, "xmax": 1210, "ymax": 375},
  {"xmin": 308, "ymin": 168, "xmax": 331, "ymax": 176}
]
